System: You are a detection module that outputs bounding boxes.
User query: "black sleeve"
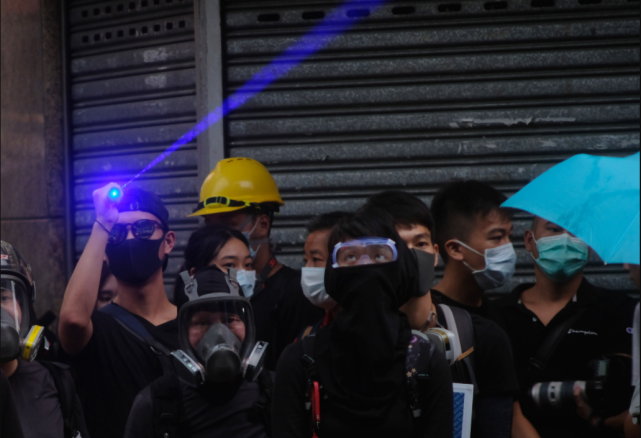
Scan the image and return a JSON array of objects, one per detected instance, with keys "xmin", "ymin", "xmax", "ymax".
[
  {"xmin": 472, "ymin": 315, "xmax": 520, "ymax": 397},
  {"xmin": 0, "ymin": 370, "xmax": 25, "ymax": 438},
  {"xmin": 419, "ymin": 346, "xmax": 454, "ymax": 438},
  {"xmin": 276, "ymin": 277, "xmax": 325, "ymax": 359},
  {"xmin": 123, "ymin": 386, "xmax": 155, "ymax": 438},
  {"xmin": 473, "ymin": 395, "xmax": 513, "ymax": 438},
  {"xmin": 272, "ymin": 341, "xmax": 311, "ymax": 438}
]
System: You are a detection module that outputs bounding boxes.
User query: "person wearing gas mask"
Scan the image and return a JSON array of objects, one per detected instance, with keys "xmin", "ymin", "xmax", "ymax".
[
  {"xmin": 59, "ymin": 185, "xmax": 179, "ymax": 438},
  {"xmin": 189, "ymin": 158, "xmax": 324, "ymax": 370},
  {"xmin": 124, "ymin": 264, "xmax": 271, "ymax": 438},
  {"xmin": 428, "ymin": 181, "xmax": 516, "ymax": 327},
  {"xmin": 273, "ymin": 213, "xmax": 453, "ymax": 438},
  {"xmin": 360, "ymin": 191, "xmax": 531, "ymax": 438},
  {"xmin": 296, "ymin": 212, "xmax": 351, "ymax": 340},
  {"xmin": 2, "ymin": 240, "xmax": 89, "ymax": 438},
  {"xmin": 497, "ymin": 216, "xmax": 637, "ymax": 438}
]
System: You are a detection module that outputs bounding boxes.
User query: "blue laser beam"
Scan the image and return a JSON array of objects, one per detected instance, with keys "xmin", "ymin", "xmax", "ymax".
[{"xmin": 123, "ymin": 0, "xmax": 387, "ymax": 187}]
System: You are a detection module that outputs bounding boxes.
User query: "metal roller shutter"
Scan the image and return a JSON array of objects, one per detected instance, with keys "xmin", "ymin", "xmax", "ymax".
[
  {"xmin": 63, "ymin": 0, "xmax": 198, "ymax": 297},
  {"xmin": 221, "ymin": 0, "xmax": 640, "ymax": 296}
]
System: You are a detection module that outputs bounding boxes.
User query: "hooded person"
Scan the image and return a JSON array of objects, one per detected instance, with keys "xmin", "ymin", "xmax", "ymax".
[
  {"xmin": 272, "ymin": 213, "xmax": 453, "ymax": 438},
  {"xmin": 124, "ymin": 264, "xmax": 272, "ymax": 438},
  {"xmin": 2, "ymin": 240, "xmax": 90, "ymax": 438}
]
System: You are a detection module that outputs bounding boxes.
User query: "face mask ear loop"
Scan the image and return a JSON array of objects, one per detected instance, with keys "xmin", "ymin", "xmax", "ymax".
[{"xmin": 455, "ymin": 240, "xmax": 485, "ymax": 274}]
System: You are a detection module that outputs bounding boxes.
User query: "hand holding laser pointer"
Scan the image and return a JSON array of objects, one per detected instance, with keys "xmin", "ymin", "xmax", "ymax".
[{"xmin": 93, "ymin": 183, "xmax": 122, "ymax": 231}]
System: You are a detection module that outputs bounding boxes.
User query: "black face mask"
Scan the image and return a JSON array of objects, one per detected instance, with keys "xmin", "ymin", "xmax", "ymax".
[{"xmin": 106, "ymin": 236, "xmax": 166, "ymax": 285}]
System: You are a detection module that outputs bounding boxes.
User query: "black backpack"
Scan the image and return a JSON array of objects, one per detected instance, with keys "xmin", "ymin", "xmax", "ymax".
[
  {"xmin": 149, "ymin": 372, "xmax": 275, "ymax": 438},
  {"xmin": 38, "ymin": 361, "xmax": 90, "ymax": 438}
]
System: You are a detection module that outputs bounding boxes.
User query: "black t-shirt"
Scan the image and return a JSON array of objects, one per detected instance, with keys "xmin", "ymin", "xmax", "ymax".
[
  {"xmin": 125, "ymin": 378, "xmax": 269, "ymax": 438},
  {"xmin": 250, "ymin": 265, "xmax": 325, "ymax": 371},
  {"xmin": 497, "ymin": 279, "xmax": 637, "ymax": 438},
  {"xmin": 273, "ymin": 337, "xmax": 453, "ymax": 438},
  {"xmin": 9, "ymin": 359, "xmax": 64, "ymax": 438},
  {"xmin": 434, "ymin": 306, "xmax": 519, "ymax": 398},
  {"xmin": 431, "ymin": 289, "xmax": 508, "ymax": 331},
  {"xmin": 62, "ymin": 304, "xmax": 179, "ymax": 438}
]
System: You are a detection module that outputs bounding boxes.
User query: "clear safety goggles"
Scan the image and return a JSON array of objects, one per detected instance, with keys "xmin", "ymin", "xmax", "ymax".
[
  {"xmin": 178, "ymin": 297, "xmax": 256, "ymax": 363},
  {"xmin": 332, "ymin": 238, "xmax": 398, "ymax": 268},
  {"xmin": 0, "ymin": 278, "xmax": 30, "ymax": 335}
]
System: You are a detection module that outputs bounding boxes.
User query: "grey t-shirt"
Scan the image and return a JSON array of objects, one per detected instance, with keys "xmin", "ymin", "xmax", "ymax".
[{"xmin": 9, "ymin": 359, "xmax": 64, "ymax": 438}]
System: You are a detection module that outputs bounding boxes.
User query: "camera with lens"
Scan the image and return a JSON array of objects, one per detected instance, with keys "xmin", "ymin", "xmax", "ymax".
[{"xmin": 530, "ymin": 355, "xmax": 634, "ymax": 418}]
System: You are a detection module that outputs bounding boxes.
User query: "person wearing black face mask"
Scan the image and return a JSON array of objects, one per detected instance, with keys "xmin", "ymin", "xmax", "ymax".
[
  {"xmin": 272, "ymin": 213, "xmax": 453, "ymax": 438},
  {"xmin": 59, "ymin": 184, "xmax": 179, "ymax": 438}
]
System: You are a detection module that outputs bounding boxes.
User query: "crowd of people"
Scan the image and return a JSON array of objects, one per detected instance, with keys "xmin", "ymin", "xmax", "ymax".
[{"xmin": 1, "ymin": 157, "xmax": 639, "ymax": 438}]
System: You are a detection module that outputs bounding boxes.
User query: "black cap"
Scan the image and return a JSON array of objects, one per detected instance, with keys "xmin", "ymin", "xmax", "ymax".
[{"xmin": 116, "ymin": 188, "xmax": 169, "ymax": 229}]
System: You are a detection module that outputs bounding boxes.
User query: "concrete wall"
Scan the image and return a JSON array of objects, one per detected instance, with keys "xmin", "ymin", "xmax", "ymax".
[{"xmin": 1, "ymin": 0, "xmax": 66, "ymax": 328}]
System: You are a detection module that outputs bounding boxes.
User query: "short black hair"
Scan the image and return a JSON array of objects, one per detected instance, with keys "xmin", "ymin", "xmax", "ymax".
[
  {"xmin": 431, "ymin": 181, "xmax": 510, "ymax": 263},
  {"xmin": 360, "ymin": 191, "xmax": 434, "ymax": 234},
  {"xmin": 327, "ymin": 212, "xmax": 400, "ymax": 254},
  {"xmin": 306, "ymin": 211, "xmax": 352, "ymax": 234},
  {"xmin": 184, "ymin": 225, "xmax": 249, "ymax": 272}
]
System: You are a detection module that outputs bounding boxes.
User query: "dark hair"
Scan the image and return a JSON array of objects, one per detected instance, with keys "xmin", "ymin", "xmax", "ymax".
[
  {"xmin": 306, "ymin": 211, "xmax": 352, "ymax": 234},
  {"xmin": 327, "ymin": 212, "xmax": 401, "ymax": 254},
  {"xmin": 184, "ymin": 225, "xmax": 249, "ymax": 273},
  {"xmin": 360, "ymin": 191, "xmax": 434, "ymax": 234},
  {"xmin": 431, "ymin": 180, "xmax": 510, "ymax": 263}
]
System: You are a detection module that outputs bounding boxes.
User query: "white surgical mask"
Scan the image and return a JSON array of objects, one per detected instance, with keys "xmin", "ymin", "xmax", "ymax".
[
  {"xmin": 236, "ymin": 270, "xmax": 256, "ymax": 298},
  {"xmin": 456, "ymin": 241, "xmax": 517, "ymax": 290},
  {"xmin": 301, "ymin": 267, "xmax": 337, "ymax": 311},
  {"xmin": 241, "ymin": 219, "xmax": 270, "ymax": 260}
]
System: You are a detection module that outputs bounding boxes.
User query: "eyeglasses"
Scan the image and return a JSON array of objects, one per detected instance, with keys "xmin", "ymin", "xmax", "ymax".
[{"xmin": 108, "ymin": 219, "xmax": 167, "ymax": 245}]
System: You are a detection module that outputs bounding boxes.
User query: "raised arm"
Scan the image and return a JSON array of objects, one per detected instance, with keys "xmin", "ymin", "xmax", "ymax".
[{"xmin": 59, "ymin": 183, "xmax": 120, "ymax": 355}]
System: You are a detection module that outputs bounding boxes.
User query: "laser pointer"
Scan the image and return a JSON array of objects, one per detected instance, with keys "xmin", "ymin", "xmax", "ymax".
[{"xmin": 108, "ymin": 187, "xmax": 122, "ymax": 201}]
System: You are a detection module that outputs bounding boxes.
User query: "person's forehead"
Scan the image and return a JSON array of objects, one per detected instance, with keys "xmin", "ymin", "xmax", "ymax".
[
  {"xmin": 306, "ymin": 230, "xmax": 331, "ymax": 249},
  {"xmin": 117, "ymin": 210, "xmax": 161, "ymax": 223},
  {"xmin": 476, "ymin": 209, "xmax": 512, "ymax": 231},
  {"xmin": 217, "ymin": 237, "xmax": 250, "ymax": 257},
  {"xmin": 204, "ymin": 211, "xmax": 248, "ymax": 226},
  {"xmin": 396, "ymin": 224, "xmax": 431, "ymax": 238}
]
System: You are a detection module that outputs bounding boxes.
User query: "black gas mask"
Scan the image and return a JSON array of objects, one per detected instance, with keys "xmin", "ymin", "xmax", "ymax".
[
  {"xmin": 0, "ymin": 279, "xmax": 44, "ymax": 363},
  {"xmin": 170, "ymin": 267, "xmax": 268, "ymax": 387}
]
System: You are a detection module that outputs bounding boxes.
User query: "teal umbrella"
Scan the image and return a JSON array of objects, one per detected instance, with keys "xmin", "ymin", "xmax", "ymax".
[{"xmin": 503, "ymin": 152, "xmax": 640, "ymax": 265}]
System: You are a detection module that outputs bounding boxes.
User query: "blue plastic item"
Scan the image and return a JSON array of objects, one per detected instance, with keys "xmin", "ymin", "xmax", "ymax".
[{"xmin": 503, "ymin": 153, "xmax": 640, "ymax": 265}]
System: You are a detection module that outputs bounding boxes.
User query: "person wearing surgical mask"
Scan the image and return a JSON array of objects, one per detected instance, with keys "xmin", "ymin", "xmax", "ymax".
[
  {"xmin": 429, "ymin": 181, "xmax": 516, "ymax": 326},
  {"xmin": 497, "ymin": 216, "xmax": 638, "ymax": 438},
  {"xmin": 296, "ymin": 212, "xmax": 351, "ymax": 341}
]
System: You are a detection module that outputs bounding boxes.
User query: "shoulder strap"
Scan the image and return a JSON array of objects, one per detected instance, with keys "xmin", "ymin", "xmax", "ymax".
[
  {"xmin": 99, "ymin": 304, "xmax": 173, "ymax": 375},
  {"xmin": 151, "ymin": 373, "xmax": 185, "ymax": 438},
  {"xmin": 249, "ymin": 371, "xmax": 274, "ymax": 437},
  {"xmin": 39, "ymin": 361, "xmax": 80, "ymax": 438},
  {"xmin": 529, "ymin": 307, "xmax": 587, "ymax": 371},
  {"xmin": 439, "ymin": 305, "xmax": 479, "ymax": 395},
  {"xmin": 406, "ymin": 333, "xmax": 433, "ymax": 418}
]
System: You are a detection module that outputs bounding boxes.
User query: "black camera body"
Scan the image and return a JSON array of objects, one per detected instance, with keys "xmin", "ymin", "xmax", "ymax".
[{"xmin": 530, "ymin": 355, "xmax": 633, "ymax": 418}]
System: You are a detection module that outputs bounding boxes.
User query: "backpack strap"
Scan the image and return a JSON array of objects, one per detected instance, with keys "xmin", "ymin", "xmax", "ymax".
[
  {"xmin": 406, "ymin": 332, "xmax": 434, "ymax": 418},
  {"xmin": 99, "ymin": 304, "xmax": 173, "ymax": 375},
  {"xmin": 39, "ymin": 361, "xmax": 82, "ymax": 438},
  {"xmin": 249, "ymin": 371, "xmax": 275, "ymax": 437},
  {"xmin": 300, "ymin": 337, "xmax": 322, "ymax": 436},
  {"xmin": 529, "ymin": 307, "xmax": 587, "ymax": 371},
  {"xmin": 151, "ymin": 373, "xmax": 185, "ymax": 438},
  {"xmin": 438, "ymin": 304, "xmax": 479, "ymax": 395}
]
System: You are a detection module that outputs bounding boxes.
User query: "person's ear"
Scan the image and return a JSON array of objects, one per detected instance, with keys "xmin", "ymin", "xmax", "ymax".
[
  {"xmin": 163, "ymin": 231, "xmax": 176, "ymax": 255},
  {"xmin": 432, "ymin": 244, "xmax": 440, "ymax": 267},
  {"xmin": 444, "ymin": 240, "xmax": 465, "ymax": 262},
  {"xmin": 524, "ymin": 229, "xmax": 537, "ymax": 256}
]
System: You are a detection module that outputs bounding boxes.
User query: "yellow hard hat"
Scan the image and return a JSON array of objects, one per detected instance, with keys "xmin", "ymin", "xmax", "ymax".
[{"xmin": 190, "ymin": 157, "xmax": 284, "ymax": 217}]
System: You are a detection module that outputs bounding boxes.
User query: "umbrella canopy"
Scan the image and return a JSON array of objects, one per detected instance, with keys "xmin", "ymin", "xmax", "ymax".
[{"xmin": 503, "ymin": 152, "xmax": 640, "ymax": 265}]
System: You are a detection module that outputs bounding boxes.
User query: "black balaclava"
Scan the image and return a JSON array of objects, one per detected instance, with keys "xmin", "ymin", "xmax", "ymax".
[{"xmin": 314, "ymin": 229, "xmax": 419, "ymax": 423}]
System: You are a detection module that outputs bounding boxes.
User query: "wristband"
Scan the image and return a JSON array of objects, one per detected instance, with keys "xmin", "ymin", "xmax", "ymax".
[{"xmin": 95, "ymin": 220, "xmax": 112, "ymax": 234}]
